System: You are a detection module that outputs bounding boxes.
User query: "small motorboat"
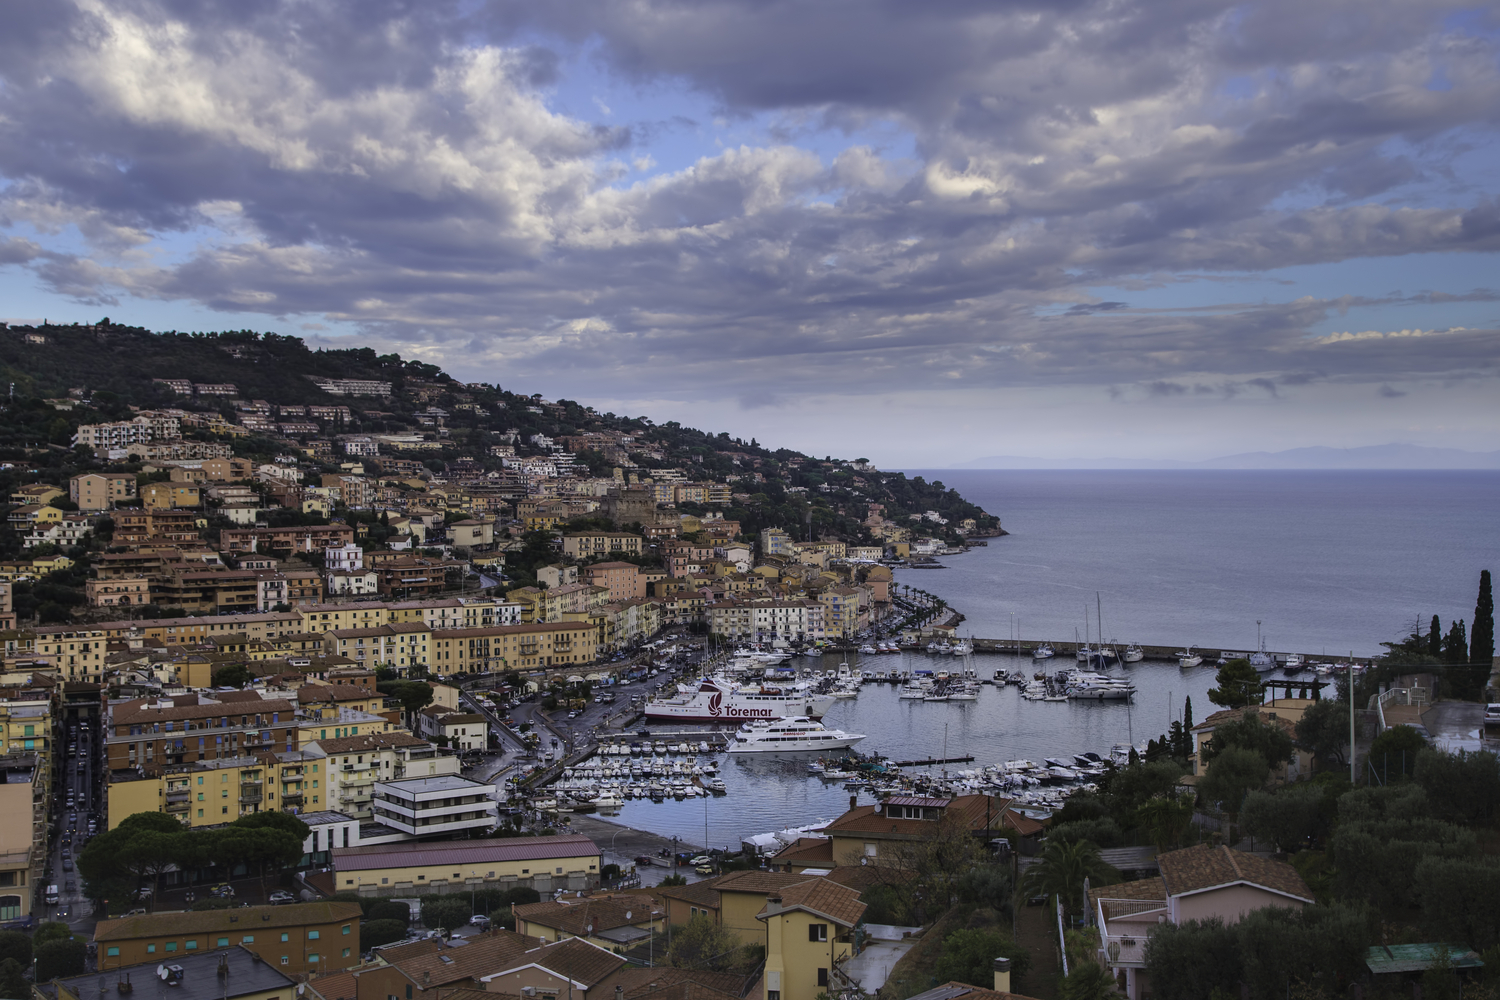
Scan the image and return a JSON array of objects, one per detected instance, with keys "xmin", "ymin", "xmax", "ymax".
[
  {"xmin": 1123, "ymin": 644, "xmax": 1144, "ymax": 663},
  {"xmin": 1033, "ymin": 644, "xmax": 1055, "ymax": 660},
  {"xmin": 1177, "ymin": 646, "xmax": 1203, "ymax": 668}
]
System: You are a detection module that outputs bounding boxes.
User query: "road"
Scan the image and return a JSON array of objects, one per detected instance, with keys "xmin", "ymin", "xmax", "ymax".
[{"xmin": 48, "ymin": 714, "xmax": 102, "ymax": 939}]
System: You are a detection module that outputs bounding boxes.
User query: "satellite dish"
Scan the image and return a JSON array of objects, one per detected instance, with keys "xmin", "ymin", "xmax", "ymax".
[{"xmin": 625, "ymin": 911, "xmax": 632, "ymax": 920}]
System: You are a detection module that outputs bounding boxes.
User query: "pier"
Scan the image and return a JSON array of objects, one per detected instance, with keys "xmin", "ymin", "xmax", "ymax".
[
  {"xmin": 891, "ymin": 755, "xmax": 976, "ymax": 767},
  {"xmin": 964, "ymin": 637, "xmax": 1367, "ymax": 665}
]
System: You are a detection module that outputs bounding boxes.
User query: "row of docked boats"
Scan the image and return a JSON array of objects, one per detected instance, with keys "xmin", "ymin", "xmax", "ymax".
[
  {"xmin": 597, "ymin": 739, "xmax": 718, "ymax": 756},
  {"xmin": 896, "ymin": 674, "xmax": 981, "ymax": 701},
  {"xmin": 995, "ymin": 665, "xmax": 1137, "ymax": 701}
]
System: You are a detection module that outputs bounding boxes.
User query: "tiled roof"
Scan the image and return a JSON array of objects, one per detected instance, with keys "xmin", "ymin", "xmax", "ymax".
[
  {"xmin": 1193, "ymin": 706, "xmax": 1298, "ymax": 736},
  {"xmin": 822, "ymin": 793, "xmax": 999, "ymax": 837},
  {"xmin": 1157, "ymin": 844, "xmax": 1313, "ymax": 901},
  {"xmin": 95, "ymin": 901, "xmax": 362, "ymax": 941},
  {"xmin": 306, "ymin": 970, "xmax": 358, "ymax": 1000},
  {"xmin": 907, "ymin": 983, "xmax": 1045, "ymax": 1000},
  {"xmin": 497, "ymin": 938, "xmax": 623, "ymax": 988},
  {"xmin": 312, "ymin": 732, "xmax": 428, "ymax": 754},
  {"xmin": 113, "ymin": 696, "xmax": 295, "ymax": 724},
  {"xmin": 616, "ymin": 968, "xmax": 752, "ymax": 1000},
  {"xmin": 370, "ymin": 938, "xmax": 443, "ymax": 964},
  {"xmin": 512, "ymin": 894, "xmax": 662, "ymax": 935},
  {"xmin": 298, "ymin": 684, "xmax": 371, "ymax": 702},
  {"xmin": 713, "ymin": 870, "xmax": 819, "ymax": 895},
  {"xmin": 334, "ymin": 833, "xmax": 599, "ymax": 871},
  {"xmin": 1088, "ymin": 876, "xmax": 1168, "ymax": 914},
  {"xmin": 656, "ymin": 880, "xmax": 722, "ymax": 909},
  {"xmin": 771, "ymin": 838, "xmax": 834, "ymax": 864},
  {"xmin": 758, "ymin": 877, "xmax": 866, "ymax": 928},
  {"xmin": 388, "ymin": 930, "xmax": 538, "ymax": 987}
]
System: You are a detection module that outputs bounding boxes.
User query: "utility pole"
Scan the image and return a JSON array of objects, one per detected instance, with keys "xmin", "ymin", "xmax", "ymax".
[{"xmin": 1349, "ymin": 652, "xmax": 1356, "ymax": 785}]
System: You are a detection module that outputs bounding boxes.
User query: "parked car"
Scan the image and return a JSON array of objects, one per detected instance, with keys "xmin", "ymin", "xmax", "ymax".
[
  {"xmin": 1486, "ymin": 704, "xmax": 1500, "ymax": 726},
  {"xmin": 689, "ymin": 855, "xmax": 711, "ymax": 866},
  {"xmin": 695, "ymin": 865, "xmax": 715, "ymax": 875},
  {"xmin": 269, "ymin": 891, "xmax": 295, "ymax": 905},
  {"xmin": 468, "ymin": 914, "xmax": 491, "ymax": 929}
]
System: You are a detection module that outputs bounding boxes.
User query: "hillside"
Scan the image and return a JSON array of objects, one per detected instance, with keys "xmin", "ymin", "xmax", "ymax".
[{"xmin": 0, "ymin": 320, "xmax": 1001, "ymax": 553}]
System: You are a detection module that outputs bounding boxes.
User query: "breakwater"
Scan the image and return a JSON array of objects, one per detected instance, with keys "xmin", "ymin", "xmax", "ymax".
[{"xmin": 965, "ymin": 638, "xmax": 1363, "ymax": 664}]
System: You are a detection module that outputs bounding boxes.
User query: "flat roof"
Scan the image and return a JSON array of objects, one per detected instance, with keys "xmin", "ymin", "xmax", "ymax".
[
  {"xmin": 50, "ymin": 945, "xmax": 293, "ymax": 1000},
  {"xmin": 377, "ymin": 774, "xmax": 490, "ymax": 795},
  {"xmin": 333, "ymin": 833, "xmax": 598, "ymax": 871}
]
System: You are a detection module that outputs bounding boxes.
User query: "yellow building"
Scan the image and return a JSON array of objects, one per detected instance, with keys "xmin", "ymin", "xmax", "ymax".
[
  {"xmin": 428, "ymin": 622, "xmax": 599, "ymax": 672},
  {"xmin": 0, "ymin": 754, "xmax": 46, "ymax": 924},
  {"xmin": 759, "ymin": 877, "xmax": 866, "ymax": 1000},
  {"xmin": 300, "ymin": 603, "xmax": 394, "ymax": 633},
  {"xmin": 94, "ymin": 902, "xmax": 363, "ymax": 975},
  {"xmin": 0, "ymin": 690, "xmax": 54, "ymax": 772},
  {"xmin": 106, "ymin": 752, "xmax": 320, "ymax": 829},
  {"xmin": 320, "ymin": 623, "xmax": 432, "ymax": 673},
  {"xmin": 32, "ymin": 624, "xmax": 110, "ymax": 682},
  {"xmin": 331, "ymin": 833, "xmax": 600, "ymax": 895},
  {"xmin": 303, "ymin": 732, "xmax": 457, "ymax": 819},
  {"xmin": 142, "ymin": 482, "xmax": 202, "ymax": 508},
  {"xmin": 511, "ymin": 893, "xmax": 664, "ymax": 949}
]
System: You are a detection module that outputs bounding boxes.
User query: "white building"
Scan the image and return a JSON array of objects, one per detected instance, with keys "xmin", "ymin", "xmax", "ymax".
[
  {"xmin": 369, "ymin": 774, "xmax": 497, "ymax": 838},
  {"xmin": 326, "ymin": 543, "xmax": 364, "ymax": 572}
]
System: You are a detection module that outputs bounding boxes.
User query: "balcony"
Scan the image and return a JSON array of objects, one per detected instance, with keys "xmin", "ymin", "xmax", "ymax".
[
  {"xmin": 239, "ymin": 788, "xmax": 263, "ymax": 803},
  {"xmin": 166, "ymin": 798, "xmax": 190, "ymax": 812},
  {"xmin": 1096, "ymin": 897, "xmax": 1166, "ymax": 970},
  {"xmin": 281, "ymin": 791, "xmax": 304, "ymax": 805}
]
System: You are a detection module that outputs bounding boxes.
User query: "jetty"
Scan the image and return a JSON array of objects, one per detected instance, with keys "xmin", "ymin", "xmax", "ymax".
[{"xmin": 892, "ymin": 755, "xmax": 976, "ymax": 767}]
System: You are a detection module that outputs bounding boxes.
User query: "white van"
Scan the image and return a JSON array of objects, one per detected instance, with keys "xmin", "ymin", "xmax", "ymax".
[{"xmin": 45, "ymin": 884, "xmax": 59, "ymax": 905}]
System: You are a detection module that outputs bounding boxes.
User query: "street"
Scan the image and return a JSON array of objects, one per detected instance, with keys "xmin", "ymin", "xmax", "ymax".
[{"xmin": 48, "ymin": 713, "xmax": 103, "ymax": 939}]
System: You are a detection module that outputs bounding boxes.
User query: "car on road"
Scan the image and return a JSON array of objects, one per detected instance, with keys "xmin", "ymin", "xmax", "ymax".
[
  {"xmin": 62, "ymin": 859, "xmax": 73, "ymax": 872},
  {"xmin": 210, "ymin": 883, "xmax": 235, "ymax": 898},
  {"xmin": 689, "ymin": 856, "xmax": 711, "ymax": 866},
  {"xmin": 695, "ymin": 865, "xmax": 715, "ymax": 875},
  {"xmin": 1487, "ymin": 704, "xmax": 1500, "ymax": 726},
  {"xmin": 468, "ymin": 914, "xmax": 491, "ymax": 929},
  {"xmin": 635, "ymin": 855, "xmax": 655, "ymax": 866},
  {"xmin": 269, "ymin": 891, "xmax": 296, "ymax": 905}
]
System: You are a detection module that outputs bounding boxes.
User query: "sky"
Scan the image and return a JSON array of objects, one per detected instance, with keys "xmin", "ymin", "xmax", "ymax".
[{"xmin": 2, "ymin": 0, "xmax": 1499, "ymax": 466}]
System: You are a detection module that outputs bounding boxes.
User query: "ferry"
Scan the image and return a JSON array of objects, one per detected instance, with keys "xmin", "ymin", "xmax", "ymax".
[
  {"xmin": 645, "ymin": 676, "xmax": 836, "ymax": 722},
  {"xmin": 726, "ymin": 717, "xmax": 867, "ymax": 754}
]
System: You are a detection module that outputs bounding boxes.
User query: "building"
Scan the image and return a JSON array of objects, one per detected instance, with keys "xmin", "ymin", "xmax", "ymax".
[
  {"xmin": 320, "ymin": 624, "xmax": 432, "ymax": 673},
  {"xmin": 427, "ymin": 622, "xmax": 600, "ymax": 672},
  {"xmin": 303, "ymin": 732, "xmax": 459, "ymax": 820},
  {"xmin": 817, "ymin": 588, "xmax": 864, "ymax": 639},
  {"xmin": 143, "ymin": 482, "xmax": 202, "ymax": 509},
  {"xmin": 104, "ymin": 693, "xmax": 298, "ymax": 772},
  {"xmin": 813, "ymin": 794, "xmax": 1035, "ymax": 868},
  {"xmin": 106, "ymin": 753, "xmax": 318, "ymax": 828},
  {"xmin": 368, "ymin": 774, "xmax": 497, "ymax": 837},
  {"xmin": 0, "ymin": 754, "xmax": 45, "ymax": 926},
  {"xmin": 1093, "ymin": 843, "xmax": 1314, "ymax": 999},
  {"xmin": 581, "ymin": 562, "xmax": 645, "ymax": 602},
  {"xmin": 759, "ymin": 528, "xmax": 793, "ymax": 557},
  {"xmin": 93, "ymin": 901, "xmax": 363, "ymax": 975},
  {"xmin": 511, "ymin": 893, "xmax": 665, "ymax": 949},
  {"xmin": 70, "ymin": 472, "xmax": 136, "ymax": 512},
  {"xmin": 477, "ymin": 938, "xmax": 626, "ymax": 1000},
  {"xmin": 561, "ymin": 532, "xmax": 644, "ymax": 558},
  {"xmin": 53, "ymin": 945, "xmax": 295, "ymax": 1000},
  {"xmin": 331, "ymin": 833, "xmax": 601, "ymax": 896},
  {"xmin": 86, "ymin": 577, "xmax": 151, "ymax": 607},
  {"xmin": 220, "ymin": 525, "xmax": 356, "ymax": 556},
  {"xmin": 759, "ymin": 877, "xmax": 867, "ymax": 1000},
  {"xmin": 707, "ymin": 598, "xmax": 825, "ymax": 644},
  {"xmin": 72, "ymin": 412, "xmax": 181, "ymax": 450}
]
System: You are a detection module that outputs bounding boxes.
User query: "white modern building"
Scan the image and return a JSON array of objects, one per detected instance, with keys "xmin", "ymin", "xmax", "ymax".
[{"xmin": 369, "ymin": 774, "xmax": 497, "ymax": 838}]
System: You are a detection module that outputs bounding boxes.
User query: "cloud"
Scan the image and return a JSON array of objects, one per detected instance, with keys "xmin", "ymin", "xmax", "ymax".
[
  {"xmin": 0, "ymin": 0, "xmax": 1496, "ymax": 409},
  {"xmin": 1378, "ymin": 383, "xmax": 1407, "ymax": 397}
]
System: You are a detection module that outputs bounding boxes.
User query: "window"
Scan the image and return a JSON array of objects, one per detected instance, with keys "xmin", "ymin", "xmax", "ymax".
[
  {"xmin": 218, "ymin": 938, "xmax": 229, "ymax": 947},
  {"xmin": 185, "ymin": 941, "xmax": 197, "ymax": 951},
  {"xmin": 342, "ymin": 948, "xmax": 350, "ymax": 958},
  {"xmin": 864, "ymin": 843, "xmax": 877, "ymax": 857},
  {"xmin": 147, "ymin": 945, "xmax": 156, "ymax": 954},
  {"xmin": 281, "ymin": 957, "xmax": 289, "ymax": 966},
  {"xmin": 342, "ymin": 925, "xmax": 351, "ymax": 935},
  {"xmin": 817, "ymin": 969, "xmax": 829, "ymax": 987},
  {"xmin": 382, "ymin": 878, "xmax": 389, "ymax": 885},
  {"xmin": 165, "ymin": 943, "xmax": 177, "ymax": 952},
  {"xmin": 281, "ymin": 933, "xmax": 289, "ymax": 942},
  {"xmin": 222, "ymin": 806, "xmax": 229, "ymax": 815},
  {"xmin": 308, "ymin": 931, "xmax": 320, "ymax": 940},
  {"xmin": 107, "ymin": 948, "xmax": 120, "ymax": 957},
  {"xmin": 242, "ymin": 936, "xmax": 254, "ymax": 944},
  {"xmin": 809, "ymin": 923, "xmax": 828, "ymax": 942},
  {"xmin": 198, "ymin": 809, "xmax": 204, "ymax": 818}
]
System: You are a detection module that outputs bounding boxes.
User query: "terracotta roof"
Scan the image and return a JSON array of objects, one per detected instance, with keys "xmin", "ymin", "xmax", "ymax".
[
  {"xmin": 495, "ymin": 938, "xmax": 624, "ymax": 988},
  {"xmin": 298, "ymin": 684, "xmax": 372, "ymax": 702},
  {"xmin": 306, "ymin": 970, "xmax": 358, "ymax": 1000},
  {"xmin": 1157, "ymin": 844, "xmax": 1313, "ymax": 901},
  {"xmin": 770, "ymin": 837, "xmax": 834, "ymax": 865},
  {"xmin": 757, "ymin": 877, "xmax": 866, "ymax": 928},
  {"xmin": 907, "ymin": 983, "xmax": 1046, "ymax": 1000},
  {"xmin": 1193, "ymin": 706, "xmax": 1297, "ymax": 736},
  {"xmin": 313, "ymin": 732, "xmax": 428, "ymax": 754},
  {"xmin": 822, "ymin": 865, "xmax": 912, "ymax": 891},
  {"xmin": 822, "ymin": 793, "xmax": 1000, "ymax": 838},
  {"xmin": 1088, "ymin": 875, "xmax": 1168, "ymax": 914},
  {"xmin": 656, "ymin": 879, "xmax": 722, "ymax": 909},
  {"xmin": 95, "ymin": 901, "xmax": 362, "ymax": 941},
  {"xmin": 713, "ymin": 870, "xmax": 819, "ymax": 895},
  {"xmin": 617, "ymin": 968, "xmax": 751, "ymax": 1000},
  {"xmin": 334, "ymin": 833, "xmax": 599, "ymax": 871},
  {"xmin": 387, "ymin": 930, "xmax": 538, "ymax": 987},
  {"xmin": 512, "ymin": 893, "xmax": 662, "ymax": 936}
]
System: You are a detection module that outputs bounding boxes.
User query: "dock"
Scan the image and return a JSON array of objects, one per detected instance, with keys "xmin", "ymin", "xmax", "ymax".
[
  {"xmin": 965, "ymin": 637, "xmax": 1367, "ymax": 665},
  {"xmin": 891, "ymin": 755, "xmax": 976, "ymax": 767}
]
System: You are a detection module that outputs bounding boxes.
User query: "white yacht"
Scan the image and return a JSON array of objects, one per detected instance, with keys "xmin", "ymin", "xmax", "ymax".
[
  {"xmin": 1033, "ymin": 644, "xmax": 1055, "ymax": 660},
  {"xmin": 1123, "ymin": 644, "xmax": 1144, "ymax": 663},
  {"xmin": 726, "ymin": 717, "xmax": 867, "ymax": 754},
  {"xmin": 1065, "ymin": 671, "xmax": 1136, "ymax": 701}
]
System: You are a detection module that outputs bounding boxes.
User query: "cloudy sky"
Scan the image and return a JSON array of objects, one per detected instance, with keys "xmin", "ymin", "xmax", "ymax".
[{"xmin": 2, "ymin": 0, "xmax": 1499, "ymax": 465}]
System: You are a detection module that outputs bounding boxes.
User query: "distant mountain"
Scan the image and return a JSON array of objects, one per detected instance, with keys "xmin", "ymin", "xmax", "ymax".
[{"xmin": 955, "ymin": 444, "xmax": 1500, "ymax": 470}]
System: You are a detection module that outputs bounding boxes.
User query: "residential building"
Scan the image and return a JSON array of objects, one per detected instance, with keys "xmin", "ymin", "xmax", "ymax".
[
  {"xmin": 303, "ymin": 732, "xmax": 459, "ymax": 820},
  {"xmin": 511, "ymin": 893, "xmax": 665, "ymax": 950},
  {"xmin": 86, "ymin": 577, "xmax": 151, "ymax": 607},
  {"xmin": 331, "ymin": 833, "xmax": 601, "ymax": 895},
  {"xmin": 70, "ymin": 472, "xmax": 137, "ymax": 511},
  {"xmin": 143, "ymin": 482, "xmax": 202, "ymax": 508},
  {"xmin": 220, "ymin": 525, "xmax": 356, "ymax": 555},
  {"xmin": 320, "ymin": 624, "xmax": 432, "ymax": 673},
  {"xmin": 818, "ymin": 587, "xmax": 864, "ymax": 639},
  {"xmin": 301, "ymin": 604, "xmax": 393, "ymax": 633},
  {"xmin": 1093, "ymin": 844, "xmax": 1314, "ymax": 999},
  {"xmin": 93, "ymin": 901, "xmax": 363, "ymax": 974},
  {"xmin": 759, "ymin": 528, "xmax": 793, "ymax": 557},
  {"xmin": 327, "ymin": 569, "xmax": 380, "ymax": 597},
  {"xmin": 72, "ymin": 412, "xmax": 181, "ymax": 450},
  {"xmin": 105, "ymin": 752, "xmax": 318, "ymax": 828},
  {"xmin": 581, "ymin": 562, "xmax": 644, "ymax": 601},
  {"xmin": 759, "ymin": 877, "xmax": 867, "ymax": 1000},
  {"xmin": 561, "ymin": 532, "xmax": 645, "ymax": 558},
  {"xmin": 104, "ymin": 693, "xmax": 298, "ymax": 772},
  {"xmin": 477, "ymin": 938, "xmax": 627, "ymax": 1000},
  {"xmin": 814, "ymin": 794, "xmax": 1037, "ymax": 868},
  {"xmin": 707, "ymin": 598, "xmax": 825, "ymax": 644},
  {"xmin": 54, "ymin": 945, "xmax": 295, "ymax": 1000},
  {"xmin": 0, "ymin": 754, "xmax": 45, "ymax": 924},
  {"xmin": 427, "ymin": 622, "xmax": 600, "ymax": 672},
  {"xmin": 369, "ymin": 774, "xmax": 497, "ymax": 837}
]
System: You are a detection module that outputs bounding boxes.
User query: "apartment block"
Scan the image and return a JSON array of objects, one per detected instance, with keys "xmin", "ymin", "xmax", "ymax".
[
  {"xmin": 69, "ymin": 472, "xmax": 136, "ymax": 512},
  {"xmin": 104, "ymin": 693, "xmax": 298, "ymax": 772},
  {"xmin": 369, "ymin": 774, "xmax": 497, "ymax": 837}
]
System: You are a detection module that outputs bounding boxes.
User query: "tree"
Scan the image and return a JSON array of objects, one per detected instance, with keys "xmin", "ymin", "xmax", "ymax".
[
  {"xmin": 33, "ymin": 922, "xmax": 74, "ymax": 947},
  {"xmin": 0, "ymin": 931, "xmax": 30, "ymax": 968},
  {"xmin": 212, "ymin": 663, "xmax": 253, "ymax": 688},
  {"xmin": 1208, "ymin": 659, "xmax": 1263, "ymax": 709},
  {"xmin": 1199, "ymin": 712, "xmax": 1293, "ymax": 769},
  {"xmin": 361, "ymin": 919, "xmax": 410, "ymax": 950},
  {"xmin": 0, "ymin": 957, "xmax": 28, "ymax": 1000},
  {"xmin": 421, "ymin": 897, "xmax": 472, "ymax": 931},
  {"xmin": 1294, "ymin": 698, "xmax": 1351, "ymax": 770},
  {"xmin": 1417, "ymin": 855, "xmax": 1500, "ymax": 950},
  {"xmin": 1144, "ymin": 917, "xmax": 1243, "ymax": 1000},
  {"xmin": 934, "ymin": 928, "xmax": 1031, "ymax": 987},
  {"xmin": 35, "ymin": 938, "xmax": 87, "ymax": 981},
  {"xmin": 658, "ymin": 874, "xmax": 687, "ymax": 887},
  {"xmin": 1415, "ymin": 748, "xmax": 1500, "ymax": 825},
  {"xmin": 1429, "ymin": 615, "xmax": 1444, "ymax": 658},
  {"xmin": 1196, "ymin": 746, "xmax": 1269, "ymax": 817},
  {"xmin": 1367, "ymin": 725, "xmax": 1427, "ymax": 781},
  {"xmin": 666, "ymin": 914, "xmax": 743, "ymax": 971},
  {"xmin": 1240, "ymin": 783, "xmax": 1333, "ymax": 852},
  {"xmin": 1020, "ymin": 839, "xmax": 1120, "ymax": 918},
  {"xmin": 1444, "ymin": 618, "xmax": 1469, "ymax": 664},
  {"xmin": 367, "ymin": 900, "xmax": 412, "ymax": 923},
  {"xmin": 1059, "ymin": 961, "xmax": 1118, "ymax": 1000},
  {"xmin": 1474, "ymin": 570, "xmax": 1495, "ymax": 666},
  {"xmin": 1136, "ymin": 794, "xmax": 1195, "ymax": 853},
  {"xmin": 857, "ymin": 809, "xmax": 987, "ymax": 917},
  {"xmin": 1236, "ymin": 903, "xmax": 1372, "ymax": 1000}
]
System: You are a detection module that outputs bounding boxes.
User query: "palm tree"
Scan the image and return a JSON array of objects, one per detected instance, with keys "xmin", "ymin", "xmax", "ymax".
[
  {"xmin": 1020, "ymin": 839, "xmax": 1120, "ymax": 919},
  {"xmin": 1136, "ymin": 793, "xmax": 1195, "ymax": 853},
  {"xmin": 1060, "ymin": 962, "xmax": 1120, "ymax": 1000}
]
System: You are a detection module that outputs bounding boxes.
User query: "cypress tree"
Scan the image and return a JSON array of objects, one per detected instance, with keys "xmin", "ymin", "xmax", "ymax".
[
  {"xmin": 1474, "ymin": 570, "xmax": 1495, "ymax": 666},
  {"xmin": 1445, "ymin": 619, "xmax": 1469, "ymax": 665},
  {"xmin": 1183, "ymin": 695, "xmax": 1194, "ymax": 734},
  {"xmin": 1428, "ymin": 615, "xmax": 1443, "ymax": 658}
]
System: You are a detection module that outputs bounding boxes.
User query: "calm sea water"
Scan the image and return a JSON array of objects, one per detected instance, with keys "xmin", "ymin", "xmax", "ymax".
[
  {"xmin": 897, "ymin": 470, "xmax": 1500, "ymax": 659},
  {"xmin": 585, "ymin": 470, "xmax": 1500, "ymax": 852}
]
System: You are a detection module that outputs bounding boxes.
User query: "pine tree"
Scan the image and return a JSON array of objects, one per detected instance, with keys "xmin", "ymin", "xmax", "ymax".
[
  {"xmin": 1473, "ymin": 570, "xmax": 1495, "ymax": 666},
  {"xmin": 1428, "ymin": 615, "xmax": 1443, "ymax": 658},
  {"xmin": 1444, "ymin": 618, "xmax": 1469, "ymax": 664},
  {"xmin": 1183, "ymin": 696, "xmax": 1193, "ymax": 733}
]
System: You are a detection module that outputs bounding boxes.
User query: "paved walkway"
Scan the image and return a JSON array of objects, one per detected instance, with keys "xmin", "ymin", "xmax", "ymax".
[
  {"xmin": 1422, "ymin": 701, "xmax": 1487, "ymax": 754},
  {"xmin": 844, "ymin": 925, "xmax": 921, "ymax": 993}
]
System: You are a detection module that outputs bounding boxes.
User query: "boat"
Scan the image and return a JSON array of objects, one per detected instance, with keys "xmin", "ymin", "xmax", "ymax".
[
  {"xmin": 646, "ymin": 676, "xmax": 836, "ymax": 722},
  {"xmin": 1122, "ymin": 644, "xmax": 1144, "ymax": 663},
  {"xmin": 1065, "ymin": 671, "xmax": 1136, "ymax": 701},
  {"xmin": 951, "ymin": 638, "xmax": 974, "ymax": 656},
  {"xmin": 1284, "ymin": 653, "xmax": 1304, "ymax": 670},
  {"xmin": 1177, "ymin": 646, "xmax": 1203, "ymax": 668},
  {"xmin": 1033, "ymin": 644, "xmax": 1055, "ymax": 660},
  {"xmin": 726, "ymin": 717, "xmax": 867, "ymax": 754},
  {"xmin": 1249, "ymin": 621, "xmax": 1275, "ymax": 671},
  {"xmin": 705, "ymin": 777, "xmax": 727, "ymax": 794}
]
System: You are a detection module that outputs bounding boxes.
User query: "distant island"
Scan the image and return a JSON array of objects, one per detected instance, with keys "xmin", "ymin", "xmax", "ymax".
[{"xmin": 954, "ymin": 444, "xmax": 1500, "ymax": 470}]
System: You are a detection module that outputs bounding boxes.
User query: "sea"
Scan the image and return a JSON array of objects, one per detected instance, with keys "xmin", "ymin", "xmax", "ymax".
[{"xmin": 582, "ymin": 470, "xmax": 1500, "ymax": 854}]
